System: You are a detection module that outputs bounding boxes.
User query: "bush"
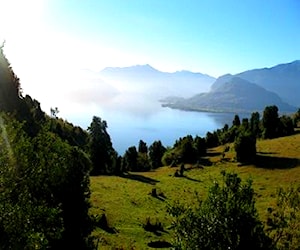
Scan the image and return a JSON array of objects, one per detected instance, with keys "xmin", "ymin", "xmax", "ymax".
[
  {"xmin": 266, "ymin": 186, "xmax": 300, "ymax": 250},
  {"xmin": 234, "ymin": 131, "xmax": 256, "ymax": 163},
  {"xmin": 168, "ymin": 171, "xmax": 272, "ymax": 250}
]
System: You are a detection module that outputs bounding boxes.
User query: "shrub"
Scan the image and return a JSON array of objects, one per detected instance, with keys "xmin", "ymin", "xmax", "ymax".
[
  {"xmin": 266, "ymin": 186, "xmax": 300, "ymax": 250},
  {"xmin": 234, "ymin": 131, "xmax": 256, "ymax": 163},
  {"xmin": 168, "ymin": 171, "xmax": 272, "ymax": 250}
]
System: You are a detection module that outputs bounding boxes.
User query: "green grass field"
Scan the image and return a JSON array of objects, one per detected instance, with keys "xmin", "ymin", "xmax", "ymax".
[{"xmin": 90, "ymin": 132, "xmax": 300, "ymax": 249}]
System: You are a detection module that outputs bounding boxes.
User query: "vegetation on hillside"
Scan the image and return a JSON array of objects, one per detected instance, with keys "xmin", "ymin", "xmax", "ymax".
[{"xmin": 0, "ymin": 44, "xmax": 299, "ymax": 249}]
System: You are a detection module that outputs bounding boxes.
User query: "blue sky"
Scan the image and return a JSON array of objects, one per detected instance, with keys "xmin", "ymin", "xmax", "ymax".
[
  {"xmin": 0, "ymin": 0, "xmax": 299, "ymax": 121},
  {"xmin": 1, "ymin": 0, "xmax": 299, "ymax": 77},
  {"xmin": 43, "ymin": 0, "xmax": 300, "ymax": 76}
]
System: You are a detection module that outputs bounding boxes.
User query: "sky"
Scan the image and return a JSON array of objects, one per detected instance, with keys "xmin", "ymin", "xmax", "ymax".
[{"xmin": 0, "ymin": 0, "xmax": 299, "ymax": 124}]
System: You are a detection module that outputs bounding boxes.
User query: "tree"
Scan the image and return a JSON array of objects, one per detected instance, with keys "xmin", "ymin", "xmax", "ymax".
[
  {"xmin": 50, "ymin": 107, "xmax": 59, "ymax": 118},
  {"xmin": 232, "ymin": 114, "xmax": 241, "ymax": 127},
  {"xmin": 0, "ymin": 44, "xmax": 21, "ymax": 112},
  {"xmin": 0, "ymin": 116, "xmax": 94, "ymax": 249},
  {"xmin": 122, "ymin": 146, "xmax": 138, "ymax": 171},
  {"xmin": 138, "ymin": 140, "xmax": 148, "ymax": 154},
  {"xmin": 205, "ymin": 131, "xmax": 219, "ymax": 148},
  {"xmin": 149, "ymin": 140, "xmax": 166, "ymax": 169},
  {"xmin": 168, "ymin": 171, "xmax": 272, "ymax": 250},
  {"xmin": 262, "ymin": 105, "xmax": 279, "ymax": 139},
  {"xmin": 234, "ymin": 131, "xmax": 256, "ymax": 163},
  {"xmin": 266, "ymin": 185, "xmax": 300, "ymax": 249},
  {"xmin": 279, "ymin": 115, "xmax": 294, "ymax": 136},
  {"xmin": 250, "ymin": 111, "xmax": 261, "ymax": 137},
  {"xmin": 88, "ymin": 116, "xmax": 115, "ymax": 175},
  {"xmin": 194, "ymin": 136, "xmax": 206, "ymax": 156},
  {"xmin": 293, "ymin": 108, "xmax": 300, "ymax": 127}
]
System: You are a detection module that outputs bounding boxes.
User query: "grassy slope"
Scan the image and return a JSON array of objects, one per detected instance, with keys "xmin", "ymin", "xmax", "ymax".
[{"xmin": 90, "ymin": 132, "xmax": 300, "ymax": 249}]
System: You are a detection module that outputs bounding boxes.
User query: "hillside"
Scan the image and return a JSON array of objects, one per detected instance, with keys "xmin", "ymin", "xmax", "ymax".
[
  {"xmin": 163, "ymin": 60, "xmax": 300, "ymax": 113},
  {"xmin": 90, "ymin": 133, "xmax": 300, "ymax": 249},
  {"xmin": 162, "ymin": 77, "xmax": 296, "ymax": 113},
  {"xmin": 211, "ymin": 60, "xmax": 300, "ymax": 107}
]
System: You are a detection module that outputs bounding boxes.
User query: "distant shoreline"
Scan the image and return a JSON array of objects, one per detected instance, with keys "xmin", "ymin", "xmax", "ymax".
[{"xmin": 161, "ymin": 103, "xmax": 296, "ymax": 115}]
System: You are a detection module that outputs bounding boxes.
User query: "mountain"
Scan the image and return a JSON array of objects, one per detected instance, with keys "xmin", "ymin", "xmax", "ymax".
[
  {"xmin": 99, "ymin": 64, "xmax": 216, "ymax": 98},
  {"xmin": 211, "ymin": 60, "xmax": 300, "ymax": 106},
  {"xmin": 163, "ymin": 77, "xmax": 296, "ymax": 113}
]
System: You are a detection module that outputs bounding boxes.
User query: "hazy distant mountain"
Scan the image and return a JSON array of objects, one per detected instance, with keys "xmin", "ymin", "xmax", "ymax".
[
  {"xmin": 163, "ymin": 77, "xmax": 296, "ymax": 113},
  {"xmin": 211, "ymin": 60, "xmax": 300, "ymax": 106},
  {"xmin": 99, "ymin": 64, "xmax": 216, "ymax": 98}
]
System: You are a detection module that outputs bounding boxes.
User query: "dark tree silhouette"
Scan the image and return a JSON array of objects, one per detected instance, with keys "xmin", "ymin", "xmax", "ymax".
[
  {"xmin": 262, "ymin": 105, "xmax": 279, "ymax": 139},
  {"xmin": 138, "ymin": 140, "xmax": 148, "ymax": 154},
  {"xmin": 123, "ymin": 146, "xmax": 138, "ymax": 171},
  {"xmin": 88, "ymin": 116, "xmax": 115, "ymax": 175},
  {"xmin": 149, "ymin": 140, "xmax": 166, "ymax": 169},
  {"xmin": 232, "ymin": 114, "xmax": 241, "ymax": 127}
]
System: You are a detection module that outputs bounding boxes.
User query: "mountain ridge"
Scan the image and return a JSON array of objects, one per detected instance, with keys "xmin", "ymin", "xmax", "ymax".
[
  {"xmin": 162, "ymin": 60, "xmax": 299, "ymax": 113},
  {"xmin": 162, "ymin": 77, "xmax": 297, "ymax": 113}
]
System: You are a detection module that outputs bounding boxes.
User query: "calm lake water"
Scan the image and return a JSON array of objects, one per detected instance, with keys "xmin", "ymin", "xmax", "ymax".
[{"xmin": 97, "ymin": 108, "xmax": 248, "ymax": 154}]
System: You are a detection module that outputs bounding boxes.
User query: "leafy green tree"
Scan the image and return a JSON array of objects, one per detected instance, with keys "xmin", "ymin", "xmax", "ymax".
[
  {"xmin": 88, "ymin": 116, "xmax": 115, "ymax": 175},
  {"xmin": 293, "ymin": 108, "xmax": 300, "ymax": 127},
  {"xmin": 278, "ymin": 115, "xmax": 294, "ymax": 136},
  {"xmin": 234, "ymin": 131, "xmax": 256, "ymax": 163},
  {"xmin": 123, "ymin": 146, "xmax": 138, "ymax": 171},
  {"xmin": 162, "ymin": 147, "xmax": 179, "ymax": 166},
  {"xmin": 250, "ymin": 111, "xmax": 261, "ymax": 137},
  {"xmin": 262, "ymin": 105, "xmax": 279, "ymax": 139},
  {"xmin": 168, "ymin": 171, "xmax": 272, "ymax": 250},
  {"xmin": 0, "ymin": 44, "xmax": 21, "ymax": 112},
  {"xmin": 266, "ymin": 185, "xmax": 300, "ymax": 250},
  {"xmin": 0, "ymin": 115, "xmax": 94, "ymax": 249},
  {"xmin": 194, "ymin": 136, "xmax": 206, "ymax": 156},
  {"xmin": 137, "ymin": 152, "xmax": 151, "ymax": 171},
  {"xmin": 149, "ymin": 140, "xmax": 166, "ymax": 169},
  {"xmin": 205, "ymin": 131, "xmax": 219, "ymax": 148},
  {"xmin": 138, "ymin": 139, "xmax": 148, "ymax": 154},
  {"xmin": 232, "ymin": 114, "xmax": 241, "ymax": 127},
  {"xmin": 241, "ymin": 118, "xmax": 249, "ymax": 130}
]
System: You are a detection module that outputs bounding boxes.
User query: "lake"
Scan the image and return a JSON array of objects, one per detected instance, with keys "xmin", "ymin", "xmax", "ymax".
[{"xmin": 87, "ymin": 107, "xmax": 248, "ymax": 154}]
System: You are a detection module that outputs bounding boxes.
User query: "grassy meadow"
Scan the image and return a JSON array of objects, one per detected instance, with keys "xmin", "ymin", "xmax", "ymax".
[{"xmin": 90, "ymin": 132, "xmax": 300, "ymax": 249}]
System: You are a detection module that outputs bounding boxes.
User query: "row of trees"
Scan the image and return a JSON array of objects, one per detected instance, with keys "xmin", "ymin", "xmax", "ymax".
[
  {"xmin": 207, "ymin": 106, "xmax": 296, "ymax": 149},
  {"xmin": 86, "ymin": 105, "xmax": 299, "ymax": 175}
]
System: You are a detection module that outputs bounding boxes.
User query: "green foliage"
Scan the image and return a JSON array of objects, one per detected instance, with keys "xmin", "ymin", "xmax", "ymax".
[
  {"xmin": 163, "ymin": 135, "xmax": 207, "ymax": 165},
  {"xmin": 123, "ymin": 146, "xmax": 138, "ymax": 171},
  {"xmin": 48, "ymin": 116, "xmax": 89, "ymax": 149},
  {"xmin": 263, "ymin": 105, "xmax": 280, "ymax": 139},
  {"xmin": 0, "ymin": 45, "xmax": 21, "ymax": 112},
  {"xmin": 234, "ymin": 131, "xmax": 256, "ymax": 163},
  {"xmin": 138, "ymin": 140, "xmax": 148, "ymax": 154},
  {"xmin": 149, "ymin": 140, "xmax": 166, "ymax": 169},
  {"xmin": 161, "ymin": 148, "xmax": 178, "ymax": 166},
  {"xmin": 0, "ymin": 115, "xmax": 94, "ymax": 249},
  {"xmin": 293, "ymin": 108, "xmax": 300, "ymax": 127},
  {"xmin": 168, "ymin": 171, "xmax": 272, "ymax": 250},
  {"xmin": 137, "ymin": 152, "xmax": 151, "ymax": 171},
  {"xmin": 232, "ymin": 114, "xmax": 241, "ymax": 127},
  {"xmin": 266, "ymin": 186, "xmax": 300, "ymax": 250},
  {"xmin": 250, "ymin": 111, "xmax": 261, "ymax": 137},
  {"xmin": 194, "ymin": 136, "xmax": 206, "ymax": 156},
  {"xmin": 88, "ymin": 116, "xmax": 116, "ymax": 175},
  {"xmin": 278, "ymin": 115, "xmax": 294, "ymax": 137},
  {"xmin": 205, "ymin": 131, "xmax": 219, "ymax": 148}
]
